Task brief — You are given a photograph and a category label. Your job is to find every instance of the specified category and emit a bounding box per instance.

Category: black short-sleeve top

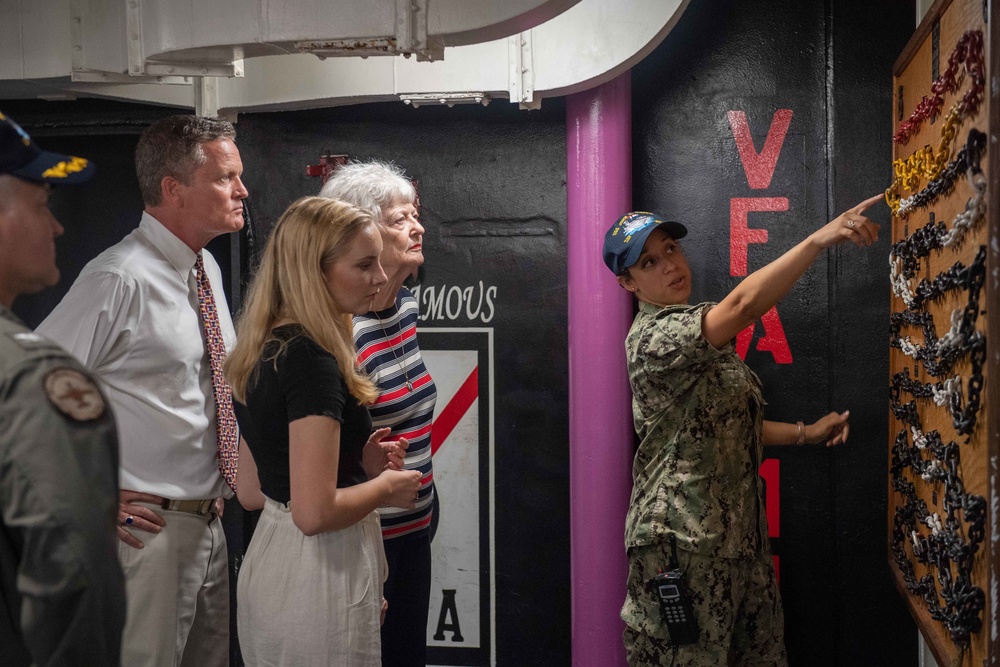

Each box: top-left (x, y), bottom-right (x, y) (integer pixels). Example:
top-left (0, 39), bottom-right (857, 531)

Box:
top-left (233, 325), bottom-right (371, 504)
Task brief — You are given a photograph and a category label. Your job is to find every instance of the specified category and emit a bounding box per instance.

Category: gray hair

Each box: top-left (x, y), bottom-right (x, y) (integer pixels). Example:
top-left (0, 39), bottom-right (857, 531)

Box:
top-left (318, 160), bottom-right (415, 225)
top-left (135, 115), bottom-right (236, 207)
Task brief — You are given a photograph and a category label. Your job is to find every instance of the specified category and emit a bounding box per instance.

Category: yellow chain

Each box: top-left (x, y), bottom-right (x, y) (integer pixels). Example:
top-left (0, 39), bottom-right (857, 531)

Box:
top-left (885, 103), bottom-right (964, 214)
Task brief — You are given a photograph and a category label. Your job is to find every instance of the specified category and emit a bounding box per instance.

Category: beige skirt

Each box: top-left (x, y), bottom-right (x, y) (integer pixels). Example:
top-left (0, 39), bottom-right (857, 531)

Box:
top-left (237, 497), bottom-right (387, 667)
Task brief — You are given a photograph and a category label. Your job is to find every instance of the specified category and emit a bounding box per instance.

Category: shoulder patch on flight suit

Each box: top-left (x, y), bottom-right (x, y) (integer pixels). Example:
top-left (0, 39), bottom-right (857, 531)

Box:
top-left (43, 368), bottom-right (105, 421)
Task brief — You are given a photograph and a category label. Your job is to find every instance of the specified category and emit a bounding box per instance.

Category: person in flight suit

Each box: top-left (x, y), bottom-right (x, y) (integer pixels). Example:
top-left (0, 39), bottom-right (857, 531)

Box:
top-left (0, 111), bottom-right (125, 666)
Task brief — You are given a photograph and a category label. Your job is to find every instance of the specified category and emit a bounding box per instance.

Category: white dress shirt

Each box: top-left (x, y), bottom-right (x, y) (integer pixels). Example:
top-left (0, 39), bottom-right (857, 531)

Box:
top-left (38, 212), bottom-right (235, 499)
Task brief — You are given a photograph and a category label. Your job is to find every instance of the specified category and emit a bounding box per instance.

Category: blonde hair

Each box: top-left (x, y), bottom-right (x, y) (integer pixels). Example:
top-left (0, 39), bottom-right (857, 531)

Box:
top-left (225, 196), bottom-right (379, 404)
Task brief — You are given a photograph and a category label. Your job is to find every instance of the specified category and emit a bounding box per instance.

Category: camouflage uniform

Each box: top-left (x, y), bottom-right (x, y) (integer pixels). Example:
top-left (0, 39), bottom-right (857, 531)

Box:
top-left (621, 302), bottom-right (786, 666)
top-left (0, 306), bottom-right (125, 666)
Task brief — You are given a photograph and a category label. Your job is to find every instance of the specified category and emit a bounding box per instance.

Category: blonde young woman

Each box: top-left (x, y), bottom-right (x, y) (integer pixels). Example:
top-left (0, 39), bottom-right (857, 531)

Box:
top-left (225, 197), bottom-right (422, 666)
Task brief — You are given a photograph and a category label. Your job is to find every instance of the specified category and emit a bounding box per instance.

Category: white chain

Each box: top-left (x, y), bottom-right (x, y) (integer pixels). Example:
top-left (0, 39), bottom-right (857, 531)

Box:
top-left (889, 254), bottom-right (916, 308)
top-left (940, 168), bottom-right (987, 248)
top-left (931, 376), bottom-right (963, 408)
top-left (895, 307), bottom-right (965, 364)
top-left (899, 336), bottom-right (920, 358)
top-left (889, 166), bottom-right (987, 306)
top-left (921, 459), bottom-right (944, 482)
top-left (936, 309), bottom-right (966, 355)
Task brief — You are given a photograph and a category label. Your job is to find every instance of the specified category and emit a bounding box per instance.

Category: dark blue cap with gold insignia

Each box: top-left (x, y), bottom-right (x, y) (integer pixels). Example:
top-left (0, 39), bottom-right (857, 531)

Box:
top-left (0, 110), bottom-right (95, 185)
top-left (603, 211), bottom-right (687, 275)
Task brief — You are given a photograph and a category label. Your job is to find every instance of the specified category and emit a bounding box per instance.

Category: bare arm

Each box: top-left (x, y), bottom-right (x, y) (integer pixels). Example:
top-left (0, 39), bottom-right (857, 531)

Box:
top-left (763, 411), bottom-right (850, 447)
top-left (762, 420), bottom-right (801, 446)
top-left (288, 415), bottom-right (421, 536)
top-left (703, 195), bottom-right (882, 349)
top-left (235, 437), bottom-right (265, 511)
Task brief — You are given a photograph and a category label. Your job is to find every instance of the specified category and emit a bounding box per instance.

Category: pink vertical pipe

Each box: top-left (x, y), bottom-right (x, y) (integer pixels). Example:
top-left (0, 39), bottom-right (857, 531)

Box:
top-left (567, 71), bottom-right (633, 667)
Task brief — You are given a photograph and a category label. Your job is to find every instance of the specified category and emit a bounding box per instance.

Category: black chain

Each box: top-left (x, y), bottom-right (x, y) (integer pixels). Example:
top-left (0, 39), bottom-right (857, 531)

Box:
top-left (888, 127), bottom-right (988, 649)
top-left (909, 246), bottom-right (986, 309)
top-left (888, 245), bottom-right (986, 379)
top-left (889, 425), bottom-right (986, 649)
top-left (898, 129), bottom-right (986, 217)
top-left (891, 220), bottom-right (948, 280)
top-left (889, 246), bottom-right (986, 437)
top-left (890, 365), bottom-right (982, 438)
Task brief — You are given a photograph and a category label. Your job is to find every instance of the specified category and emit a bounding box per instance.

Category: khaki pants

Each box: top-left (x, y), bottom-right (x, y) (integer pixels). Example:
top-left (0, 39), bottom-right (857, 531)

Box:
top-left (622, 543), bottom-right (786, 667)
top-left (118, 503), bottom-right (229, 667)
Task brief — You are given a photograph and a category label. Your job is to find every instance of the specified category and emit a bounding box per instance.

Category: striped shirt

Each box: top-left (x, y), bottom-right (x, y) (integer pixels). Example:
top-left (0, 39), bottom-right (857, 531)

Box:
top-left (353, 287), bottom-right (437, 539)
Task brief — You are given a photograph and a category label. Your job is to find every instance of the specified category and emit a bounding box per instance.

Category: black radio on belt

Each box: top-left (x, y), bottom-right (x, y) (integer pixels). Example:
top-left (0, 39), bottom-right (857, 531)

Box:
top-left (650, 534), bottom-right (700, 646)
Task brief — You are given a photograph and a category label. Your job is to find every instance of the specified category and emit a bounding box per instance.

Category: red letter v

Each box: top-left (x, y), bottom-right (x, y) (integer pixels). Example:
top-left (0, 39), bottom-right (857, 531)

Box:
top-left (727, 109), bottom-right (793, 189)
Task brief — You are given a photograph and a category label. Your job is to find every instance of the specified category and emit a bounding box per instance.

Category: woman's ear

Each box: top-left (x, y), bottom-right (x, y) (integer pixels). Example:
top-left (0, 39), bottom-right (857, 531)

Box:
top-left (617, 273), bottom-right (635, 292)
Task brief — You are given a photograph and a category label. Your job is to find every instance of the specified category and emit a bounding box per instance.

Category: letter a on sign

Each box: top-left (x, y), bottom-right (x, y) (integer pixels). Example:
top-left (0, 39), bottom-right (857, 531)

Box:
top-left (434, 589), bottom-right (465, 642)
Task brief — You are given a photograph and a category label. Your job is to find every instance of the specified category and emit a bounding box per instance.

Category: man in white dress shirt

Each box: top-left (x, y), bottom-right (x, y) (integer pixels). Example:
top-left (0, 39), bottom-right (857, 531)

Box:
top-left (37, 115), bottom-right (246, 667)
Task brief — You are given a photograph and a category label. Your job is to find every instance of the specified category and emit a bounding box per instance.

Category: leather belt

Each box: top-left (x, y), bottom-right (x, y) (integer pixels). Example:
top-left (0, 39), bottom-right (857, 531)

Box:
top-left (160, 498), bottom-right (215, 515)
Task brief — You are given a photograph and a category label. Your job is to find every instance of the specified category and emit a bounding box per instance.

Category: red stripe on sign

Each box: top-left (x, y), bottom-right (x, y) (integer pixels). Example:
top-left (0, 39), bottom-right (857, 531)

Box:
top-left (431, 367), bottom-right (479, 455)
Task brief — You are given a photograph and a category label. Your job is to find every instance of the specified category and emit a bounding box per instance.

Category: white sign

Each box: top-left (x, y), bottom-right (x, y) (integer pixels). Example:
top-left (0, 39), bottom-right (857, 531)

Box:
top-left (421, 329), bottom-right (495, 667)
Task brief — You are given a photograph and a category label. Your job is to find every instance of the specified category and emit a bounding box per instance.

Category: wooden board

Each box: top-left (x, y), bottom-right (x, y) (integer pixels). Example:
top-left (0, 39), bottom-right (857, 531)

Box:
top-left (888, 0), bottom-right (996, 664)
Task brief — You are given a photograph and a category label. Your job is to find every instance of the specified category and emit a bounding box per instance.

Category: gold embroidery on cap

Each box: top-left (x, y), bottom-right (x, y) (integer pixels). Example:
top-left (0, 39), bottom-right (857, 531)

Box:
top-left (41, 156), bottom-right (89, 179)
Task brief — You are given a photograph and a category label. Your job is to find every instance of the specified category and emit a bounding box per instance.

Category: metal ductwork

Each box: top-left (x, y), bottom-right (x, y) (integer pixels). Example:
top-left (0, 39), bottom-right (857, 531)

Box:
top-left (0, 0), bottom-right (689, 114)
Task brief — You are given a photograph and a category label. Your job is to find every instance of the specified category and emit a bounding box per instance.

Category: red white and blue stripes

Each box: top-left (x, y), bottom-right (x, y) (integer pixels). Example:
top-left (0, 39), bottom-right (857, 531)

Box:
top-left (354, 288), bottom-right (437, 539)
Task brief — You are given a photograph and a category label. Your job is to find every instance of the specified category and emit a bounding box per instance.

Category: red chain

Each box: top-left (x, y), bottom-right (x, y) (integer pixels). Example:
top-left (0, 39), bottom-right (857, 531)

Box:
top-left (894, 30), bottom-right (984, 146)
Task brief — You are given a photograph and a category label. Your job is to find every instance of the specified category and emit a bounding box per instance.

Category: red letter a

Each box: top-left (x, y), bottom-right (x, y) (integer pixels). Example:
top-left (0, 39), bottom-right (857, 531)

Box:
top-left (735, 307), bottom-right (793, 364)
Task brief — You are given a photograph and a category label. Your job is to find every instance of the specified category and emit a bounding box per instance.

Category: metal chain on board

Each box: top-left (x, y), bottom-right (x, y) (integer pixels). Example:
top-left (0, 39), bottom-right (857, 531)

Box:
top-left (889, 152), bottom-right (986, 300)
top-left (889, 246), bottom-right (986, 437)
top-left (887, 128), bottom-right (986, 217)
top-left (886, 112), bottom-right (988, 651)
top-left (890, 423), bottom-right (986, 649)
top-left (889, 245), bottom-right (985, 383)
top-left (894, 30), bottom-right (984, 146)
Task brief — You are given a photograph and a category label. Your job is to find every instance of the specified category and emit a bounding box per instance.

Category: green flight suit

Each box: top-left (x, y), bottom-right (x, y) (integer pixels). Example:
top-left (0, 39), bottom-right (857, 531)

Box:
top-left (0, 306), bottom-right (125, 666)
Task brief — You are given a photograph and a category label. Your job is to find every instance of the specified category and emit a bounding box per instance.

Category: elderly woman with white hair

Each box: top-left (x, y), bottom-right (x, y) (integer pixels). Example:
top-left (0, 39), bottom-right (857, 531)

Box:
top-left (320, 161), bottom-right (437, 667)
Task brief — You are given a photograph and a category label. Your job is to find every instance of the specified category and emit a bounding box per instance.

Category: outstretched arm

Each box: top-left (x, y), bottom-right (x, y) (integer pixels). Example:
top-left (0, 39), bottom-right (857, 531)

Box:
top-left (703, 195), bottom-right (882, 349)
top-left (763, 411), bottom-right (851, 447)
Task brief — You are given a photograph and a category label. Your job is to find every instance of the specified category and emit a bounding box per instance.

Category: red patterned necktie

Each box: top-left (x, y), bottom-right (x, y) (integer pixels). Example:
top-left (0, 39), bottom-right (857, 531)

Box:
top-left (195, 253), bottom-right (238, 492)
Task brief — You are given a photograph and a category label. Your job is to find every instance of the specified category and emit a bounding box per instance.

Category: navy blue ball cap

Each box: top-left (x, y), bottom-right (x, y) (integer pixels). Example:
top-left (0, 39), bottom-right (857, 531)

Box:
top-left (0, 110), bottom-right (95, 185)
top-left (603, 211), bottom-right (687, 275)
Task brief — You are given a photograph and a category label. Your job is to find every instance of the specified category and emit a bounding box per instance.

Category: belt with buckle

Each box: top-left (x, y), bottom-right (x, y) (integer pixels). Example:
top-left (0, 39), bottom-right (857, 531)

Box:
top-left (160, 498), bottom-right (215, 515)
